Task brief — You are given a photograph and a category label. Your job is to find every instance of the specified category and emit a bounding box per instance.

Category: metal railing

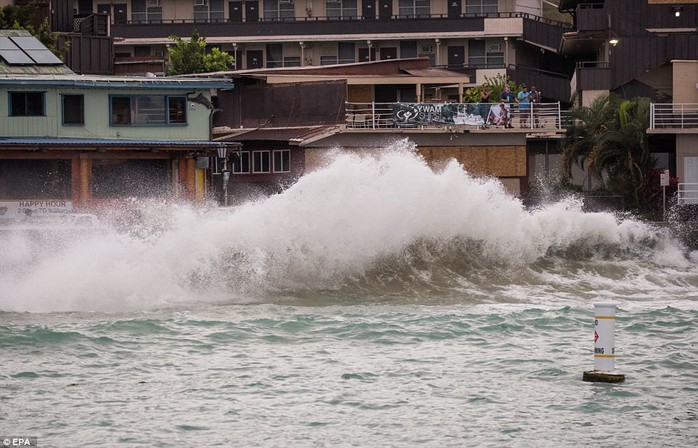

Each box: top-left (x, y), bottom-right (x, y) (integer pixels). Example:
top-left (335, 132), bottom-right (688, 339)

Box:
top-left (345, 102), bottom-right (564, 131)
top-left (650, 103), bottom-right (698, 129)
top-left (678, 183), bottom-right (698, 205)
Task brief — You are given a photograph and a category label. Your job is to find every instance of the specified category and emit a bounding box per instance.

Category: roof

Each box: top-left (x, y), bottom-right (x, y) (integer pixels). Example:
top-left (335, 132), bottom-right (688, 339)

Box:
top-left (0, 74), bottom-right (234, 90)
top-left (197, 57), bottom-right (470, 84)
top-left (0, 137), bottom-right (240, 150)
top-left (0, 29), bottom-right (74, 76)
top-left (215, 126), bottom-right (340, 146)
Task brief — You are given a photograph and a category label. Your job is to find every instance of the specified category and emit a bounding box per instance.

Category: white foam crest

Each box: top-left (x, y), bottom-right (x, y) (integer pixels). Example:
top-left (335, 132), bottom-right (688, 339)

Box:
top-left (0, 142), bottom-right (694, 312)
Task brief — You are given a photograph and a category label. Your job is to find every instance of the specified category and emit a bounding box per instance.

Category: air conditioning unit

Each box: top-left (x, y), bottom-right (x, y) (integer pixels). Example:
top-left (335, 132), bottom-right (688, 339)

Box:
top-left (194, 0), bottom-right (208, 5)
top-left (147, 0), bottom-right (162, 6)
top-left (488, 43), bottom-right (503, 53)
top-left (279, 0), bottom-right (294, 3)
top-left (419, 45), bottom-right (433, 53)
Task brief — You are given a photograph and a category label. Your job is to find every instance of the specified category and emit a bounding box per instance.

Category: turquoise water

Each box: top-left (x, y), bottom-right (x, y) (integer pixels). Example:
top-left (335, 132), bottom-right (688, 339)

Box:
top-left (2, 305), bottom-right (696, 447)
top-left (1, 148), bottom-right (697, 446)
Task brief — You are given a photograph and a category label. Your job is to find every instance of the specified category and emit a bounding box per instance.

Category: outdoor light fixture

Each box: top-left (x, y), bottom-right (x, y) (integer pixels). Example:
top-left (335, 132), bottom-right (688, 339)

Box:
top-left (609, 38), bottom-right (619, 46)
top-left (673, 6), bottom-right (682, 17)
top-left (217, 144), bottom-right (230, 206)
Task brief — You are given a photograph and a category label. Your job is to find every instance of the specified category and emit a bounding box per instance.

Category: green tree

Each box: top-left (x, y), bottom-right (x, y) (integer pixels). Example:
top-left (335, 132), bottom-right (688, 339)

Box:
top-left (167, 31), bottom-right (233, 75)
top-left (560, 94), bottom-right (617, 190)
top-left (597, 97), bottom-right (654, 209)
top-left (560, 94), bottom-right (658, 213)
top-left (36, 18), bottom-right (69, 60)
top-left (0, 6), bottom-right (67, 60)
top-left (464, 73), bottom-right (521, 103)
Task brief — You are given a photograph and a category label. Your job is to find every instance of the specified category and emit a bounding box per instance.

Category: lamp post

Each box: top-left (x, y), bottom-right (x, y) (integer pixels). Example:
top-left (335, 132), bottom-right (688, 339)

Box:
top-left (217, 144), bottom-right (230, 206)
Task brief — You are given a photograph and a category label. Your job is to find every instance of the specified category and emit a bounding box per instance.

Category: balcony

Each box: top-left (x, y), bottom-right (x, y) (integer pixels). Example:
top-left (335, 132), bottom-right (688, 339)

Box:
top-left (576, 3), bottom-right (606, 32)
top-left (110, 11), bottom-right (570, 41)
top-left (650, 103), bottom-right (698, 131)
top-left (345, 101), bottom-right (564, 131)
top-left (574, 61), bottom-right (611, 91)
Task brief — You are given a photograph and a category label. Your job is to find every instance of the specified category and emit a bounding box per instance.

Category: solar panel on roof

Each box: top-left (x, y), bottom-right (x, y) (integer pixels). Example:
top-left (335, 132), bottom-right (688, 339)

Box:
top-left (10, 36), bottom-right (63, 65)
top-left (10, 36), bottom-right (46, 50)
top-left (0, 37), bottom-right (34, 64)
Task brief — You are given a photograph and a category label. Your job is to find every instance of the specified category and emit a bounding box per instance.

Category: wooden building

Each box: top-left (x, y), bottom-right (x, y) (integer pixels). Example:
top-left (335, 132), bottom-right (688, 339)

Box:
top-left (0, 29), bottom-right (233, 218)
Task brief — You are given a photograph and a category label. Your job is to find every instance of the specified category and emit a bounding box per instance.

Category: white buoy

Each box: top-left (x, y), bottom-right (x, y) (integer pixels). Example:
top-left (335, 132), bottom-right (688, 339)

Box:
top-left (583, 302), bottom-right (625, 383)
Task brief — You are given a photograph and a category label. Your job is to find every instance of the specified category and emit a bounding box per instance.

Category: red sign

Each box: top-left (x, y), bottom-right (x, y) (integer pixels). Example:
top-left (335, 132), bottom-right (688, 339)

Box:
top-left (594, 330), bottom-right (599, 343)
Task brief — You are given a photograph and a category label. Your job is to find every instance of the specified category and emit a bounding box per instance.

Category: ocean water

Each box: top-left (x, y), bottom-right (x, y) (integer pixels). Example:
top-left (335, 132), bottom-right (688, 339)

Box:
top-left (1, 144), bottom-right (697, 447)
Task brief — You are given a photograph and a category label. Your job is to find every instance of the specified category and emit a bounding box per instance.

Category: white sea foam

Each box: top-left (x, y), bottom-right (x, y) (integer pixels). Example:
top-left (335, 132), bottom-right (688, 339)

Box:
top-left (1, 141), bottom-right (696, 312)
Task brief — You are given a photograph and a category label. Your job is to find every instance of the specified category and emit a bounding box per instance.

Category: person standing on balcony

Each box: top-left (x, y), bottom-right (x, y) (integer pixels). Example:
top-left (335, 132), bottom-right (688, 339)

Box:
top-left (500, 85), bottom-right (515, 128)
top-left (517, 85), bottom-right (531, 128)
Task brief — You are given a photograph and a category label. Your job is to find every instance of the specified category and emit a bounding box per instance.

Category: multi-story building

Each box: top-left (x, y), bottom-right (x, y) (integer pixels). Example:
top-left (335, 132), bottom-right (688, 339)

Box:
top-left (102, 0), bottom-right (575, 103)
top-left (559, 0), bottom-right (698, 201)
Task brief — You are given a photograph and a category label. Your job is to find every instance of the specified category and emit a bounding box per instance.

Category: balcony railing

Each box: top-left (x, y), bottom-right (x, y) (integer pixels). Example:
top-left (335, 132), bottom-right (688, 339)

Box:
top-left (678, 183), bottom-right (698, 205)
top-left (111, 11), bottom-right (571, 39)
top-left (651, 103), bottom-right (698, 129)
top-left (345, 102), bottom-right (564, 131)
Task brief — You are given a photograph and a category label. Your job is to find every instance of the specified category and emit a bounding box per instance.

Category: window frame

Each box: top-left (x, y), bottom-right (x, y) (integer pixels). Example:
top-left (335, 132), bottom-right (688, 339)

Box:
top-left (9, 91), bottom-right (45, 117)
top-left (62, 94), bottom-right (85, 126)
top-left (233, 151), bottom-right (250, 174)
top-left (252, 150), bottom-right (271, 173)
top-left (109, 94), bottom-right (188, 127)
top-left (273, 149), bottom-right (290, 173)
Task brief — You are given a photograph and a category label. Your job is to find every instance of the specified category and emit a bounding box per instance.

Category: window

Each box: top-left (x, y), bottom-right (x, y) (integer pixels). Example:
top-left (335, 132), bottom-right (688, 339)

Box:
top-left (253, 151), bottom-right (270, 173)
top-left (110, 95), bottom-right (188, 126)
top-left (62, 94), bottom-right (84, 125)
top-left (9, 92), bottom-right (45, 116)
top-left (194, 0), bottom-right (225, 22)
top-left (168, 97), bottom-right (187, 124)
top-left (263, 0), bottom-right (294, 20)
top-left (465, 0), bottom-right (497, 14)
top-left (266, 44), bottom-right (283, 68)
top-left (131, 0), bottom-right (163, 23)
top-left (273, 150), bottom-right (290, 173)
top-left (468, 40), bottom-right (486, 67)
top-left (398, 0), bottom-right (430, 18)
top-left (326, 0), bottom-right (358, 19)
top-left (338, 42), bottom-right (356, 64)
top-left (233, 151), bottom-right (250, 173)
top-left (401, 41), bottom-right (418, 59)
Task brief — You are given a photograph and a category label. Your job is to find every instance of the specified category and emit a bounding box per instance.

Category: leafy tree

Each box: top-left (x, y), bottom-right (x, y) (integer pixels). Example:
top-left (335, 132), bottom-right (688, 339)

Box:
top-left (560, 94), bottom-right (661, 214)
top-left (560, 94), bottom-right (617, 190)
top-left (0, 5), bottom-right (67, 60)
top-left (464, 73), bottom-right (521, 103)
top-left (0, 4), bottom-right (37, 30)
top-left (167, 31), bottom-right (233, 75)
top-left (36, 18), bottom-right (69, 60)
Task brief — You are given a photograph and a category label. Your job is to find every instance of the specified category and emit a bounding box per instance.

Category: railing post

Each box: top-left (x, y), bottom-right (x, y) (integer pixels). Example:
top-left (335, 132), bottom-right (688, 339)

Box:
top-left (681, 103), bottom-right (685, 129)
top-left (557, 101), bottom-right (562, 129)
top-left (372, 102), bottom-right (376, 129)
top-left (650, 103), bottom-right (655, 129)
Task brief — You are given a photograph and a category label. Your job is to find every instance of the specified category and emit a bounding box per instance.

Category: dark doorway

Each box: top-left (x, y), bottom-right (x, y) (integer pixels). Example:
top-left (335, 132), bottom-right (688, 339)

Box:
top-left (448, 0), bottom-right (462, 18)
top-left (447, 45), bottom-right (465, 68)
top-left (247, 50), bottom-right (264, 69)
top-left (362, 0), bottom-right (375, 19)
top-left (229, 1), bottom-right (243, 22)
top-left (380, 47), bottom-right (397, 60)
top-left (114, 4), bottom-right (128, 24)
top-left (378, 0), bottom-right (392, 19)
top-left (245, 1), bottom-right (259, 22)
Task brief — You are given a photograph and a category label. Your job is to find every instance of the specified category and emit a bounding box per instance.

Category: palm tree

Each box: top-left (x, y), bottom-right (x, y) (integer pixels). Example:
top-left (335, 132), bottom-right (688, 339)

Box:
top-left (561, 95), bottom-right (656, 210)
top-left (560, 94), bottom-right (618, 190)
top-left (596, 97), bottom-right (654, 208)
